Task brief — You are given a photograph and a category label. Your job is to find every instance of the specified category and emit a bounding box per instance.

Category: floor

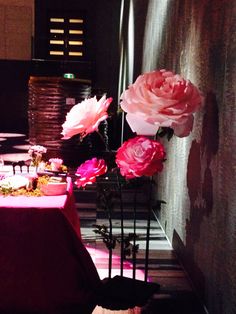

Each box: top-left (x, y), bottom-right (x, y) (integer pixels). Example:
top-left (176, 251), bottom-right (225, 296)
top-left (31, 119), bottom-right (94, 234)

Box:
top-left (76, 184), bottom-right (207, 314)
top-left (0, 132), bottom-right (207, 314)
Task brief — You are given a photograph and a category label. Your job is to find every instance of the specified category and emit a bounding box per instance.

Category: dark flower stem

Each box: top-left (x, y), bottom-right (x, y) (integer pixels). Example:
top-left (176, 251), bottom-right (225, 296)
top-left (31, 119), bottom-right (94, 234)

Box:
top-left (96, 130), bottom-right (109, 152)
top-left (108, 206), bottom-right (113, 278)
top-left (116, 172), bottom-right (124, 277)
top-left (132, 180), bottom-right (137, 279)
top-left (145, 176), bottom-right (153, 282)
top-left (102, 119), bottom-right (109, 150)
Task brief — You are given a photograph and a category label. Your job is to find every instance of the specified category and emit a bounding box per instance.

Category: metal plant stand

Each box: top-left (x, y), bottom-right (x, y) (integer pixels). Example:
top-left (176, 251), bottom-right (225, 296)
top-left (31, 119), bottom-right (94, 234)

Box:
top-left (95, 173), bottom-right (160, 310)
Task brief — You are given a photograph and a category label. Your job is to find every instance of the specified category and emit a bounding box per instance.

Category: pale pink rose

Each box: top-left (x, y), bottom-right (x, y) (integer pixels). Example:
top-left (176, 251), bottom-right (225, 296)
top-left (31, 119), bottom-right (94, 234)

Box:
top-left (75, 158), bottom-right (107, 188)
top-left (28, 145), bottom-right (47, 155)
top-left (61, 95), bottom-right (113, 139)
top-left (116, 136), bottom-right (165, 179)
top-left (120, 69), bottom-right (203, 137)
top-left (49, 158), bottom-right (63, 171)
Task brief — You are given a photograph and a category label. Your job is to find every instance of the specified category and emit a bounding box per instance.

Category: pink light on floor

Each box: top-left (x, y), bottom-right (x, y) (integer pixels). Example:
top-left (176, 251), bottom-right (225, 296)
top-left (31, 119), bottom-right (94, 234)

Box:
top-left (12, 144), bottom-right (30, 150)
top-left (0, 153), bottom-right (30, 162)
top-left (86, 245), bottom-right (145, 281)
top-left (0, 133), bottom-right (26, 138)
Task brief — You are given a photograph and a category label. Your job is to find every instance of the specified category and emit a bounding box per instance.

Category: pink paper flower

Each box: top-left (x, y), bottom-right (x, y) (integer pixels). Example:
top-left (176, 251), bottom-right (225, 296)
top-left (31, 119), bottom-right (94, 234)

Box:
top-left (61, 95), bottom-right (113, 139)
top-left (116, 136), bottom-right (165, 179)
top-left (120, 69), bottom-right (203, 137)
top-left (75, 158), bottom-right (107, 188)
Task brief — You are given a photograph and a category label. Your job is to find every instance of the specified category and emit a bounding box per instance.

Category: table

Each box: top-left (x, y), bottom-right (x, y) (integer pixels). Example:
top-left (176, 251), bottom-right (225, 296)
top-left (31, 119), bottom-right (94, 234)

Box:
top-left (0, 176), bottom-right (102, 314)
top-left (0, 176), bottom-right (81, 239)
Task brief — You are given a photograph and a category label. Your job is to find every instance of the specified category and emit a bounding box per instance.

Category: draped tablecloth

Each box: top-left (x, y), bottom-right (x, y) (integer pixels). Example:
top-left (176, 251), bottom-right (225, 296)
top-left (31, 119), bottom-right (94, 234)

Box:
top-left (0, 177), bottom-right (81, 239)
top-left (0, 177), bottom-right (101, 314)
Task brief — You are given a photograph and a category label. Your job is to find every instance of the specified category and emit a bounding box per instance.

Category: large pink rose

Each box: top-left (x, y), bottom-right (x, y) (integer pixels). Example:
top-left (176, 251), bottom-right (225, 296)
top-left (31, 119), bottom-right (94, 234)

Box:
top-left (61, 95), bottom-right (113, 139)
top-left (116, 136), bottom-right (165, 179)
top-left (120, 69), bottom-right (203, 137)
top-left (75, 158), bottom-right (107, 188)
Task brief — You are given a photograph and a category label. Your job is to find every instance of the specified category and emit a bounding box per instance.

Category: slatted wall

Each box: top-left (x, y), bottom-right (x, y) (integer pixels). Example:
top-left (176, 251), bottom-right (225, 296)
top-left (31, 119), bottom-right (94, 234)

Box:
top-left (28, 76), bottom-right (92, 165)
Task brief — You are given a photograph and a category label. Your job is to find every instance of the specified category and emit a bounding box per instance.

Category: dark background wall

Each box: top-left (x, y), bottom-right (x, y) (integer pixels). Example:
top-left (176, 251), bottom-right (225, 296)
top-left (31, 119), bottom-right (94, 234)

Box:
top-left (34, 0), bottom-right (121, 96)
top-left (0, 60), bottom-right (31, 132)
top-left (0, 0), bottom-right (121, 142)
top-left (136, 1), bottom-right (236, 313)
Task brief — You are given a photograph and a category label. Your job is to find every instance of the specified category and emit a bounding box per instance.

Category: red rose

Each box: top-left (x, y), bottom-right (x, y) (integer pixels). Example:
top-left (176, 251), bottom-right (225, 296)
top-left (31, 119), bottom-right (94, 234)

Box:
top-left (116, 136), bottom-right (165, 179)
top-left (75, 158), bottom-right (107, 188)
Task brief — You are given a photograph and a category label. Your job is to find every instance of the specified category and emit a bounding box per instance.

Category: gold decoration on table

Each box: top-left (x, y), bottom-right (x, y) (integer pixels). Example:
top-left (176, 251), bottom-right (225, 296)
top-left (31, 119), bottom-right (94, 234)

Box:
top-left (0, 149), bottom-right (68, 197)
top-left (0, 175), bottom-right (41, 196)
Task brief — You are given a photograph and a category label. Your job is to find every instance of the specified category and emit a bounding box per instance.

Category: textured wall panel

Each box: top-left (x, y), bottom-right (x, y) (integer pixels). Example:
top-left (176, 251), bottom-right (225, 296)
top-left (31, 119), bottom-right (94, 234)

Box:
top-left (0, 1), bottom-right (33, 60)
top-left (139, 0), bottom-right (236, 313)
top-left (0, 5), bottom-right (5, 59)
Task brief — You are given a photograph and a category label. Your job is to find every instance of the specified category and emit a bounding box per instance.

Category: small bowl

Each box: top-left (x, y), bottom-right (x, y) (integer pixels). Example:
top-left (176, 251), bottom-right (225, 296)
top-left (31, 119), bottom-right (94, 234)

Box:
top-left (40, 182), bottom-right (67, 196)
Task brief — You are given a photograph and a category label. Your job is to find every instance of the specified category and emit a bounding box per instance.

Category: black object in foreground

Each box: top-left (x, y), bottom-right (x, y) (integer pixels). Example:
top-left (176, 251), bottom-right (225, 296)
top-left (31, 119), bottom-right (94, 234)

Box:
top-left (97, 275), bottom-right (160, 310)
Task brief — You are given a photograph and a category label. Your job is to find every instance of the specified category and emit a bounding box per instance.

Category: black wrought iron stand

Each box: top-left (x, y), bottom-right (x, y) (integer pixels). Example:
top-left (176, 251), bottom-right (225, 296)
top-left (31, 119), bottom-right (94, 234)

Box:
top-left (95, 172), bottom-right (160, 310)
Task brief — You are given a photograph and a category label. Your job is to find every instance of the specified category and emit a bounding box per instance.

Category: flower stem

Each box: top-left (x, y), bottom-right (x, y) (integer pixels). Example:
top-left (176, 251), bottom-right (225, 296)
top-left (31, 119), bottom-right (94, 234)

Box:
top-left (96, 130), bottom-right (109, 152)
top-left (116, 172), bottom-right (124, 277)
top-left (145, 177), bottom-right (153, 282)
top-left (132, 180), bottom-right (138, 279)
top-left (108, 206), bottom-right (113, 278)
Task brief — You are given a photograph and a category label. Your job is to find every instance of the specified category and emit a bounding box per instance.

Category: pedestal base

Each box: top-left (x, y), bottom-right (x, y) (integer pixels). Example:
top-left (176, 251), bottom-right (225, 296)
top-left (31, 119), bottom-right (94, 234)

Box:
top-left (96, 275), bottom-right (160, 311)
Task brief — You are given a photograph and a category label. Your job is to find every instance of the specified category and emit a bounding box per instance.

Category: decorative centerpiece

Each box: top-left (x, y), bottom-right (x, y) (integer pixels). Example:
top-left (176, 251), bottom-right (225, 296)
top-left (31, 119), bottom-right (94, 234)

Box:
top-left (0, 149), bottom-right (68, 196)
top-left (37, 175), bottom-right (67, 196)
top-left (0, 174), bottom-right (40, 196)
top-left (28, 145), bottom-right (47, 168)
top-left (35, 157), bottom-right (68, 196)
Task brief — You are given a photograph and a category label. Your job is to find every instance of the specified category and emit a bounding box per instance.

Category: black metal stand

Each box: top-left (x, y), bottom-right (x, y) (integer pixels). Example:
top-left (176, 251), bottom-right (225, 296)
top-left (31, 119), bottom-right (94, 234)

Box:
top-left (117, 172), bottom-right (124, 277)
top-left (96, 172), bottom-right (160, 311)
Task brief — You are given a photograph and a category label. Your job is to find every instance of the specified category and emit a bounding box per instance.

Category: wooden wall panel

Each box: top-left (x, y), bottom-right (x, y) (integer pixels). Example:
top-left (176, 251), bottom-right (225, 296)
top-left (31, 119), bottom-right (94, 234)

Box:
top-left (0, 1), bottom-right (33, 60)
top-left (5, 6), bottom-right (32, 60)
top-left (0, 6), bottom-right (6, 59)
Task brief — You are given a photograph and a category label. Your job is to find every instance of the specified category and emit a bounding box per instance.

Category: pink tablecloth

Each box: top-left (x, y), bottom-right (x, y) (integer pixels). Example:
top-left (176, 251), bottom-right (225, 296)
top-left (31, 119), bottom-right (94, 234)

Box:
top-left (0, 177), bottom-right (101, 313)
top-left (0, 177), bottom-right (81, 238)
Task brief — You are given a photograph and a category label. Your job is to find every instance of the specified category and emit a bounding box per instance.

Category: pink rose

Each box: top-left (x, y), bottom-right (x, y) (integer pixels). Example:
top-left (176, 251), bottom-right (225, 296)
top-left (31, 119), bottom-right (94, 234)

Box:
top-left (116, 136), bottom-right (165, 179)
top-left (61, 95), bottom-right (113, 139)
top-left (49, 158), bottom-right (63, 171)
top-left (120, 69), bottom-right (203, 137)
top-left (75, 158), bottom-right (107, 188)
